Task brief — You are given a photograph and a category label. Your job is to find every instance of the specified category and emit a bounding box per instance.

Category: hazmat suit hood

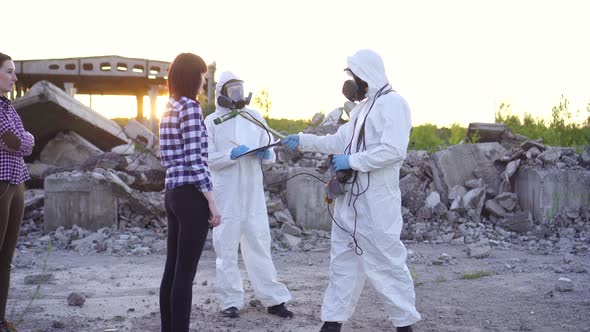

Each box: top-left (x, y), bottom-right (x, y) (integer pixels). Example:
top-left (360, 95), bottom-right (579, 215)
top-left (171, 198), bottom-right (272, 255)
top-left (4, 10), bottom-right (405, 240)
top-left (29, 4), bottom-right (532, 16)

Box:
top-left (215, 70), bottom-right (243, 114)
top-left (346, 49), bottom-right (390, 97)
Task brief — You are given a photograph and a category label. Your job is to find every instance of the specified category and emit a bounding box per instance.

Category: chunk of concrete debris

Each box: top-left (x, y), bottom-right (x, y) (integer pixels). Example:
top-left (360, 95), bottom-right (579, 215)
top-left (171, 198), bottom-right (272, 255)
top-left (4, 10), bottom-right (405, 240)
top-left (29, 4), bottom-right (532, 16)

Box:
top-left (554, 277), bottom-right (574, 292)
top-left (498, 211), bottom-right (533, 234)
top-left (266, 197), bottom-right (284, 214)
top-left (400, 173), bottom-right (422, 196)
top-left (24, 273), bottom-right (55, 285)
top-left (67, 292), bottom-right (86, 307)
top-left (425, 191), bottom-right (441, 209)
top-left (280, 223), bottom-right (302, 237)
top-left (466, 123), bottom-right (506, 143)
top-left (462, 187), bottom-right (486, 216)
top-left (520, 140), bottom-right (545, 152)
top-left (464, 178), bottom-right (484, 189)
top-left (537, 147), bottom-right (561, 165)
top-left (282, 233), bottom-right (302, 249)
top-left (503, 160), bottom-right (521, 181)
top-left (581, 147), bottom-right (590, 166)
top-left (40, 131), bottom-right (104, 168)
top-left (123, 119), bottom-right (157, 150)
top-left (431, 143), bottom-right (506, 202)
top-left (52, 320), bottom-right (66, 329)
top-left (525, 147), bottom-right (542, 159)
top-left (485, 200), bottom-right (508, 218)
top-left (466, 240), bottom-right (493, 259)
top-left (448, 185), bottom-right (467, 201)
top-left (274, 209), bottom-right (294, 224)
top-left (81, 152), bottom-right (128, 171)
top-left (494, 192), bottom-right (519, 211)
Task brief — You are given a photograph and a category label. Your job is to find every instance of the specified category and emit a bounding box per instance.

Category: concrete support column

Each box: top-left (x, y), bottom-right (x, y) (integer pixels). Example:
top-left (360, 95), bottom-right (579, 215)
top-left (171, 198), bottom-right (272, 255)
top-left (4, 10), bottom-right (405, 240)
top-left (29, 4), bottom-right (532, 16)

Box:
top-left (136, 94), bottom-right (144, 121)
top-left (149, 85), bottom-right (159, 134)
top-left (64, 82), bottom-right (77, 96)
top-left (207, 62), bottom-right (216, 105)
top-left (15, 82), bottom-right (23, 98)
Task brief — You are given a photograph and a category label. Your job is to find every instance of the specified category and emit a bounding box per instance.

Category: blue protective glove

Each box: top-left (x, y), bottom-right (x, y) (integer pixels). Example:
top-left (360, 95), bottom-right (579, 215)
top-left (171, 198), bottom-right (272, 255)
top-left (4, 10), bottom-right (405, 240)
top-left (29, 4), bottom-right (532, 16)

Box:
top-left (255, 149), bottom-right (272, 160)
top-left (282, 134), bottom-right (300, 150)
top-left (332, 154), bottom-right (351, 172)
top-left (230, 145), bottom-right (250, 159)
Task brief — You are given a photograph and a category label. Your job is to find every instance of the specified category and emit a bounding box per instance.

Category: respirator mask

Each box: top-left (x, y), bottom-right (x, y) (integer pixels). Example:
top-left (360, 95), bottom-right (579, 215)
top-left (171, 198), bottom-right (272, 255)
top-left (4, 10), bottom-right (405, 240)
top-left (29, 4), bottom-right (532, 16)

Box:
top-left (342, 69), bottom-right (368, 102)
top-left (217, 79), bottom-right (253, 110)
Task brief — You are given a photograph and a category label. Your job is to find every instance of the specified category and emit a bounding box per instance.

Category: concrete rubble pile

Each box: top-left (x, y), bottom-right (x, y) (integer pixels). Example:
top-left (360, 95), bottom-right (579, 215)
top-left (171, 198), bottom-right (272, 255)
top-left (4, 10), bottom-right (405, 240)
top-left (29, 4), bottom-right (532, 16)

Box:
top-left (13, 86), bottom-right (590, 258)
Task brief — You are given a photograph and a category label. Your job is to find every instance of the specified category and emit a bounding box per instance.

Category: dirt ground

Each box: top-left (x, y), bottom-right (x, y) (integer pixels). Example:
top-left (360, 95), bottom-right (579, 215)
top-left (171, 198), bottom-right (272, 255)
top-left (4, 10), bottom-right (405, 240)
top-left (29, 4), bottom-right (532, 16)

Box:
top-left (6, 243), bottom-right (590, 332)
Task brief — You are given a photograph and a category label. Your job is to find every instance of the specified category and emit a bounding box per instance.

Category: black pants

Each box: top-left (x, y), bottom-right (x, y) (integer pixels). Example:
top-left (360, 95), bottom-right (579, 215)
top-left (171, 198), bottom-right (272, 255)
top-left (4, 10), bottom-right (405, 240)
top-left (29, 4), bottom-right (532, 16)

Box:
top-left (160, 185), bottom-right (210, 332)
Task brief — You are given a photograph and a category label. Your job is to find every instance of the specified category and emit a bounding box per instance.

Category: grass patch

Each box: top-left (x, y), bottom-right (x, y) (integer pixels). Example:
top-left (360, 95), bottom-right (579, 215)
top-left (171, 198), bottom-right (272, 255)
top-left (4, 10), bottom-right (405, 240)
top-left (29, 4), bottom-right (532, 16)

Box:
top-left (459, 271), bottom-right (494, 280)
top-left (410, 265), bottom-right (422, 287)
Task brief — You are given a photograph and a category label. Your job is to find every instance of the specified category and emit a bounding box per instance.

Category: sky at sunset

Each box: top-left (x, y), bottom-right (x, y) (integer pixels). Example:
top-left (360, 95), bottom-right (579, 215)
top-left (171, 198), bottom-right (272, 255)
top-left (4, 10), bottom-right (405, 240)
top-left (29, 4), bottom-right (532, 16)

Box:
top-left (5, 0), bottom-right (590, 126)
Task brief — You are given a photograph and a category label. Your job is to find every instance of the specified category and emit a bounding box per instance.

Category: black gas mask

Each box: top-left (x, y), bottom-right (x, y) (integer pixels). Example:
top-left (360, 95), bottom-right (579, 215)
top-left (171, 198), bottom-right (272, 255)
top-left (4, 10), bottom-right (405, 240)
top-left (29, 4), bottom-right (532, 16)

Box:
top-left (342, 69), bottom-right (368, 102)
top-left (217, 79), bottom-right (253, 110)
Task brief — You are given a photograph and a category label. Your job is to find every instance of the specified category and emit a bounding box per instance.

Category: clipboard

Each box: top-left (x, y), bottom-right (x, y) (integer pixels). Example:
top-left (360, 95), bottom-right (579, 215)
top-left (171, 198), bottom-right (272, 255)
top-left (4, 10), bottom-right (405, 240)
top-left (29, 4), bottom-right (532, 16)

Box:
top-left (233, 141), bottom-right (282, 159)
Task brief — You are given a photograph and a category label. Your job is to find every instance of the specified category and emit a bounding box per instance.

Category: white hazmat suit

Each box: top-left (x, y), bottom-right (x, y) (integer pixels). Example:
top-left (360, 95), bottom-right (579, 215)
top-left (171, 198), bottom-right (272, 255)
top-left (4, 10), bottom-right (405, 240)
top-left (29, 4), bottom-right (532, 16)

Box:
top-left (204, 71), bottom-right (291, 310)
top-left (297, 50), bottom-right (421, 327)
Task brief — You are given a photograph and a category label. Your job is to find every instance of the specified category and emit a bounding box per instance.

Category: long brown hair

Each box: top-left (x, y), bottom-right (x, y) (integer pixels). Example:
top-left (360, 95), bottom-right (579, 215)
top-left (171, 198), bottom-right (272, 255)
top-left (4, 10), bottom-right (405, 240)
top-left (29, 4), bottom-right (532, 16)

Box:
top-left (168, 53), bottom-right (207, 100)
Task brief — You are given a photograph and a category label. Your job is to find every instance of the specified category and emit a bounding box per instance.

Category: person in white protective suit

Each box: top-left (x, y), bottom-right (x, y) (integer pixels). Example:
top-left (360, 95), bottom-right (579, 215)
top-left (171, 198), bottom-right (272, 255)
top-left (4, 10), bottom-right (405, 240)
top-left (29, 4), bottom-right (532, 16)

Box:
top-left (204, 71), bottom-right (293, 319)
top-left (283, 50), bottom-right (421, 332)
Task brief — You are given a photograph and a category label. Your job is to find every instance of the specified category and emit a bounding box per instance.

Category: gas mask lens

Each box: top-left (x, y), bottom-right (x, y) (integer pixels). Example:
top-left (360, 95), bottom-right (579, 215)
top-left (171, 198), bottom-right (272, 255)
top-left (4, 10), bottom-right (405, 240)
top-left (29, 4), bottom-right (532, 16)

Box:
top-left (224, 81), bottom-right (245, 101)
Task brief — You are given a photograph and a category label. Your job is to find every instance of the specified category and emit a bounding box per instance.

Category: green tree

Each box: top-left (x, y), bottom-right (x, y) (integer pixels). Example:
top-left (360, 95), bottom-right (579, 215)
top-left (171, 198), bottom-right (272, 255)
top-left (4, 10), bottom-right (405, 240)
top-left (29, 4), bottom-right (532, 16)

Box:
top-left (253, 89), bottom-right (272, 118)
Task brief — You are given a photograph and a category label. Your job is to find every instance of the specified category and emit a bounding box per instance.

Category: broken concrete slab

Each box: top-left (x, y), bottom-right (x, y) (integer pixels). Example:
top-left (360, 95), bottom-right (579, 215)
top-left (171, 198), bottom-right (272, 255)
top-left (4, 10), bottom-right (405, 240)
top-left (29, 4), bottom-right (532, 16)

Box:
top-left (521, 140), bottom-right (546, 152)
top-left (81, 152), bottom-right (128, 171)
top-left (123, 119), bottom-right (157, 150)
top-left (44, 172), bottom-right (119, 233)
top-left (44, 170), bottom-right (161, 232)
top-left (286, 167), bottom-right (332, 231)
top-left (431, 143), bottom-right (506, 203)
top-left (514, 167), bottom-right (590, 223)
top-left (466, 123), bottom-right (506, 143)
top-left (13, 80), bottom-right (129, 159)
top-left (40, 131), bottom-right (103, 168)
top-left (461, 187), bottom-right (486, 217)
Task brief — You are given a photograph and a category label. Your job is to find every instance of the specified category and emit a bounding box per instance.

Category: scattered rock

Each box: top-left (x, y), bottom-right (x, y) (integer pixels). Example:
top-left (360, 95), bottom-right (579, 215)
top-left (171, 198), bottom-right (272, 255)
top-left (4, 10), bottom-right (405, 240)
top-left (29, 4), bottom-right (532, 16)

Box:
top-left (67, 292), bottom-right (86, 307)
top-left (555, 277), bottom-right (574, 292)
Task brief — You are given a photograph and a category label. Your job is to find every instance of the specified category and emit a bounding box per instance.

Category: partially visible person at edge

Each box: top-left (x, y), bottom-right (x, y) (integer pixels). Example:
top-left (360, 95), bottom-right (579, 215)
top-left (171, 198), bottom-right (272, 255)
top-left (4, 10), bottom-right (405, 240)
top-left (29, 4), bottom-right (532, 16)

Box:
top-left (0, 52), bottom-right (35, 332)
top-left (158, 52), bottom-right (222, 332)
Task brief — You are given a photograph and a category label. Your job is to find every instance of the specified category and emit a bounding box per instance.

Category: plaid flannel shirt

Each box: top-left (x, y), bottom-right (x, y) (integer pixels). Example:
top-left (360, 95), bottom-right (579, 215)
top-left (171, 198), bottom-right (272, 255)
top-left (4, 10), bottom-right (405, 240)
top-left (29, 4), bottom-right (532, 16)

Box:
top-left (0, 96), bottom-right (33, 184)
top-left (160, 96), bottom-right (212, 192)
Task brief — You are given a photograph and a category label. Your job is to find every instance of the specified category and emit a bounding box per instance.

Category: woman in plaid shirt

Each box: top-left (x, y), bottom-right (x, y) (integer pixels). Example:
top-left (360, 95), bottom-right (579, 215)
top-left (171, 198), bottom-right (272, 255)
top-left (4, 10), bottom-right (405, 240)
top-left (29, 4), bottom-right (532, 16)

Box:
top-left (0, 53), bottom-right (34, 332)
top-left (158, 53), bottom-right (222, 332)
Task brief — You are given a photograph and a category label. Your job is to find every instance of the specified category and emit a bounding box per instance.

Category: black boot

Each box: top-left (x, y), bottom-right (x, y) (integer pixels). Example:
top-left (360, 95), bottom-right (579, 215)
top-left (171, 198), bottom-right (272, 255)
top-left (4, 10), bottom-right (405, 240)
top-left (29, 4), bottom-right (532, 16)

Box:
top-left (319, 321), bottom-right (342, 332)
top-left (267, 302), bottom-right (294, 318)
top-left (396, 326), bottom-right (413, 332)
top-left (222, 306), bottom-right (240, 318)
